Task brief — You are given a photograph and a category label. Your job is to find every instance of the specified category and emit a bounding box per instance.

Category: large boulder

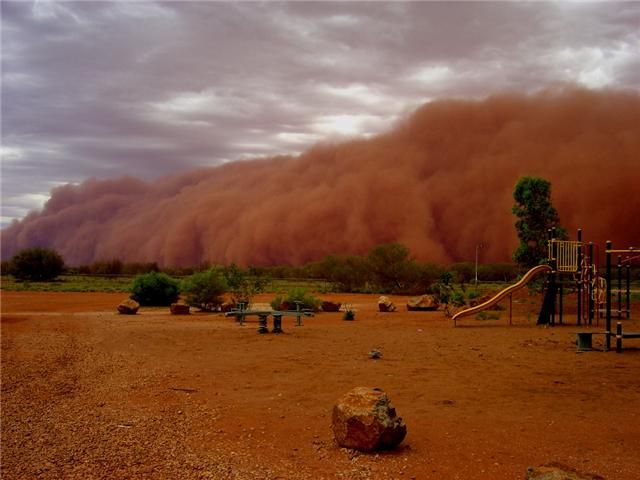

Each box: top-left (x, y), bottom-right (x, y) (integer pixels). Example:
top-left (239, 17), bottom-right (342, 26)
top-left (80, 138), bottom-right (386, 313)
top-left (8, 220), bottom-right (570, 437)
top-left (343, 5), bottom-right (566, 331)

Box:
top-left (332, 387), bottom-right (406, 452)
top-left (378, 296), bottom-right (396, 312)
top-left (525, 463), bottom-right (603, 480)
top-left (117, 298), bottom-right (140, 315)
top-left (406, 294), bottom-right (439, 311)
top-left (170, 303), bottom-right (190, 315)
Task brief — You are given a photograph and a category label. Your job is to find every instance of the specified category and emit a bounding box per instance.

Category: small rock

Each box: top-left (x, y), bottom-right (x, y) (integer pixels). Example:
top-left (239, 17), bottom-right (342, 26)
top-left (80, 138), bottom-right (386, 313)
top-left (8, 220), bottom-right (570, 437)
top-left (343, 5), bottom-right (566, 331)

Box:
top-left (525, 463), bottom-right (604, 480)
top-left (378, 296), bottom-right (396, 312)
top-left (369, 349), bottom-right (382, 359)
top-left (117, 298), bottom-right (139, 315)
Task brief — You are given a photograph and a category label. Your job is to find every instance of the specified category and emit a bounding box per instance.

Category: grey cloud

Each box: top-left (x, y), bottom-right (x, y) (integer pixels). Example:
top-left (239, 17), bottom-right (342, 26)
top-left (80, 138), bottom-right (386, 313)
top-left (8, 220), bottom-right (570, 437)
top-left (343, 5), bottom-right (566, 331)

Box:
top-left (2, 1), bottom-right (639, 226)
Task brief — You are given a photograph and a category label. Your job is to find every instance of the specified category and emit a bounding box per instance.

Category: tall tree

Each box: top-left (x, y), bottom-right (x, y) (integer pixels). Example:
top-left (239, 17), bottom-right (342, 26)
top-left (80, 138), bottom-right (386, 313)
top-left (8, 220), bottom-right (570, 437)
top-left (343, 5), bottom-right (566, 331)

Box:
top-left (512, 176), bottom-right (566, 269)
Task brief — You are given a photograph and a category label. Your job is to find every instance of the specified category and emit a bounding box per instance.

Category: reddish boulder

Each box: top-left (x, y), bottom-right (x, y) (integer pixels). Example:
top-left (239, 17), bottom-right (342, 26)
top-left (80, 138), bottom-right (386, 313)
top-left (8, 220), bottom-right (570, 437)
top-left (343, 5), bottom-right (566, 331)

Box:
top-left (117, 298), bottom-right (139, 315)
top-left (407, 294), bottom-right (439, 311)
top-left (377, 296), bottom-right (396, 312)
top-left (332, 387), bottom-right (406, 451)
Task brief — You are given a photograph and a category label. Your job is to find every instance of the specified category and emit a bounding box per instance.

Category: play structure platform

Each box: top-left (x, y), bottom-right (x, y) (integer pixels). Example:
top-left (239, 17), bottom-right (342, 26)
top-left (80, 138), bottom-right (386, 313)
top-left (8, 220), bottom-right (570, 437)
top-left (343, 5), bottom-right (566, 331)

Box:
top-left (452, 265), bottom-right (552, 326)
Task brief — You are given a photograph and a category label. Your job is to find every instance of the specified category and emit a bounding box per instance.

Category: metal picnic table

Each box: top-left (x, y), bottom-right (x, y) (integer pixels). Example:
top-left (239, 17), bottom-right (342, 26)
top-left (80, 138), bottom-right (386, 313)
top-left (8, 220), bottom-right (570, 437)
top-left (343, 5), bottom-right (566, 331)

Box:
top-left (224, 301), bottom-right (314, 333)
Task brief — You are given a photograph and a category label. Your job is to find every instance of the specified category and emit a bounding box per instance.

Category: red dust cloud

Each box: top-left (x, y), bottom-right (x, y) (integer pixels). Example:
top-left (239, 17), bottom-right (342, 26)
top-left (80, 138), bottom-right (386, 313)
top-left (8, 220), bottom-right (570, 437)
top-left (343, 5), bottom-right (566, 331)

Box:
top-left (2, 88), bottom-right (639, 267)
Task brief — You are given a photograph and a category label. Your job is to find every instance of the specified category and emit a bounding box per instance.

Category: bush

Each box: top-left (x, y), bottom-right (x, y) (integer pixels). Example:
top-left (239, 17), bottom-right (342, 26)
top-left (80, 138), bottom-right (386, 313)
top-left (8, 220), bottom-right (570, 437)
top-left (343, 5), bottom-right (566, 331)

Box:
top-left (270, 288), bottom-right (321, 311)
top-left (131, 271), bottom-right (180, 306)
top-left (450, 262), bottom-right (475, 283)
top-left (223, 264), bottom-right (267, 304)
top-left (181, 269), bottom-right (227, 311)
top-left (367, 243), bottom-right (416, 292)
top-left (315, 255), bottom-right (369, 292)
top-left (343, 308), bottom-right (355, 321)
top-left (8, 248), bottom-right (65, 281)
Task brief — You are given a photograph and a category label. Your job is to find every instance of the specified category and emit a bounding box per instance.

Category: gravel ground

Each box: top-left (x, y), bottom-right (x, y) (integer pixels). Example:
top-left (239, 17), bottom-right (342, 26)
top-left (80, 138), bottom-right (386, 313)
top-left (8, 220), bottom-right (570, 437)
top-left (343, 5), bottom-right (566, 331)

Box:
top-left (2, 291), bottom-right (640, 479)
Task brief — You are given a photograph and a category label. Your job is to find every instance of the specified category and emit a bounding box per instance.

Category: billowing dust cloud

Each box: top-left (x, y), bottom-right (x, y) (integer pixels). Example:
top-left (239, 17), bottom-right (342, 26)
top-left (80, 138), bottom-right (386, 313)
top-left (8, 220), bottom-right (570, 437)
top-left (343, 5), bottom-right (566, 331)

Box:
top-left (2, 88), bottom-right (640, 267)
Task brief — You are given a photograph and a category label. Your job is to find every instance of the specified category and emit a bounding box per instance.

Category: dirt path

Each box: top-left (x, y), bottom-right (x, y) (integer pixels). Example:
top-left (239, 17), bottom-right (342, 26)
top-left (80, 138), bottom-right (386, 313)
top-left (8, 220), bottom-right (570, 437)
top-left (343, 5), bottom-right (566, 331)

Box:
top-left (2, 291), bottom-right (639, 479)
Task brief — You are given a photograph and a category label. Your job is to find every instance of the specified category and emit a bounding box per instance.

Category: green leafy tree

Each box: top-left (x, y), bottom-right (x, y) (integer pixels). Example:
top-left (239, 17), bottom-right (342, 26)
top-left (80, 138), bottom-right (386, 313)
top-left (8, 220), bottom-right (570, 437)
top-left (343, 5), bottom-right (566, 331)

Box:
top-left (316, 255), bottom-right (369, 293)
top-left (131, 271), bottom-right (180, 306)
top-left (270, 288), bottom-right (321, 312)
top-left (8, 248), bottom-right (65, 281)
top-left (223, 264), bottom-right (266, 304)
top-left (366, 242), bottom-right (417, 292)
top-left (512, 176), bottom-right (566, 269)
top-left (181, 269), bottom-right (227, 311)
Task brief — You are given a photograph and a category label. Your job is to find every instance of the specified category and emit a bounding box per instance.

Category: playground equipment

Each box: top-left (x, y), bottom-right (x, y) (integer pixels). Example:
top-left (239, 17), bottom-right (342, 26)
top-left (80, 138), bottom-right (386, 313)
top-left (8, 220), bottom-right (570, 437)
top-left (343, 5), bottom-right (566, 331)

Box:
top-left (453, 229), bottom-right (636, 337)
top-left (452, 265), bottom-right (551, 326)
top-left (604, 242), bottom-right (639, 351)
top-left (225, 301), bottom-right (314, 333)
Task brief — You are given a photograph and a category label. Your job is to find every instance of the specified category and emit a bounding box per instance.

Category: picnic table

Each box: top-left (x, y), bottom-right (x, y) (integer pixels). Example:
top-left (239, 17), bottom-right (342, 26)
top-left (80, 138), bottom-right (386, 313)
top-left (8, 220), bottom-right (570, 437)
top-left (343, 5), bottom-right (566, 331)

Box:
top-left (224, 302), bottom-right (314, 333)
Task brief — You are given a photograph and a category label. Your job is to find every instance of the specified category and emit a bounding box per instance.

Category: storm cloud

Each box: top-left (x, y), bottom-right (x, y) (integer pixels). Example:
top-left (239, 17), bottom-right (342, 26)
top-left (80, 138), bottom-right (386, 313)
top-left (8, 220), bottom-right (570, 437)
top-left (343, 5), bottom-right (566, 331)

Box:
top-left (2, 2), bottom-right (639, 225)
top-left (2, 88), bottom-right (639, 266)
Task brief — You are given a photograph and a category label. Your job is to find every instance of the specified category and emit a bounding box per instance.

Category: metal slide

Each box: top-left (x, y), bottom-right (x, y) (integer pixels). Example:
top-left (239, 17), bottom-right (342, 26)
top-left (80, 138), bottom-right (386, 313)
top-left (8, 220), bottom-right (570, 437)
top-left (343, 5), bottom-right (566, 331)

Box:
top-left (452, 264), bottom-right (552, 325)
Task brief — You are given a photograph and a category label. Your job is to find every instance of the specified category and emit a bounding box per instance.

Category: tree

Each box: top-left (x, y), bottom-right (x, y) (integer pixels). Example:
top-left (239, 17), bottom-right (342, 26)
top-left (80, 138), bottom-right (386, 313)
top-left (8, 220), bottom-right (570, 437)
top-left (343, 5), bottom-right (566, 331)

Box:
top-left (366, 242), bottom-right (417, 292)
top-left (316, 255), bottom-right (369, 292)
top-left (222, 264), bottom-right (266, 305)
top-left (181, 268), bottom-right (227, 311)
top-left (8, 248), bottom-right (65, 281)
top-left (131, 271), bottom-right (180, 306)
top-left (512, 176), bottom-right (566, 269)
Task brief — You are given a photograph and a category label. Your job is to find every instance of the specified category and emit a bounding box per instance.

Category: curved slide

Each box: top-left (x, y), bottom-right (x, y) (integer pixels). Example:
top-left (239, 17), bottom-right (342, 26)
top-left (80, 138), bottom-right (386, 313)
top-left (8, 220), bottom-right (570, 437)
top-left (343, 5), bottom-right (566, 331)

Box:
top-left (452, 265), bottom-right (552, 326)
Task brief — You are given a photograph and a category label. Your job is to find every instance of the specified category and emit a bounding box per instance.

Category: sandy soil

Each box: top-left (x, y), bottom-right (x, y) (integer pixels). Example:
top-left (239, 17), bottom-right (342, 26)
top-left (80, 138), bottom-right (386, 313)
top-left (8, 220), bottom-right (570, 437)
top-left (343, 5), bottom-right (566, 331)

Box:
top-left (2, 289), bottom-right (639, 479)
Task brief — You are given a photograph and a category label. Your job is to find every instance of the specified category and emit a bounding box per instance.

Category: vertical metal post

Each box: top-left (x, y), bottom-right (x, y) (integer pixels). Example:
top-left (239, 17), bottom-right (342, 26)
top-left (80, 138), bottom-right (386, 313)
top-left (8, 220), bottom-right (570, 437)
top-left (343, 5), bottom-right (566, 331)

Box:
top-left (257, 314), bottom-right (269, 334)
top-left (236, 301), bottom-right (247, 325)
top-left (617, 255), bottom-right (622, 319)
top-left (616, 322), bottom-right (622, 353)
top-left (294, 301), bottom-right (303, 326)
top-left (559, 283), bottom-right (563, 325)
top-left (626, 261), bottom-right (631, 319)
top-left (588, 242), bottom-right (594, 326)
top-left (551, 233), bottom-right (558, 327)
top-left (577, 229), bottom-right (582, 325)
top-left (606, 241), bottom-right (612, 350)
top-left (272, 314), bottom-right (283, 334)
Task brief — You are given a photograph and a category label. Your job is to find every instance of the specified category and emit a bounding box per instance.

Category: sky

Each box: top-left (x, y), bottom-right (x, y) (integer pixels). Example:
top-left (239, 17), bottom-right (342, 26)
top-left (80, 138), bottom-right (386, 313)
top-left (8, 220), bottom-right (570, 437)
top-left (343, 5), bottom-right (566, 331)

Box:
top-left (1, 1), bottom-right (639, 228)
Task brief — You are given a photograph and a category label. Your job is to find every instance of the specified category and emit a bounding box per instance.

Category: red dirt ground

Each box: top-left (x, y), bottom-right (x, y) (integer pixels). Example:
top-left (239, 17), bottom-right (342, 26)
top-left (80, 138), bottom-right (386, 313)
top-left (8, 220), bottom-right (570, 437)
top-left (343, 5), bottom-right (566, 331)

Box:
top-left (2, 290), bottom-right (639, 479)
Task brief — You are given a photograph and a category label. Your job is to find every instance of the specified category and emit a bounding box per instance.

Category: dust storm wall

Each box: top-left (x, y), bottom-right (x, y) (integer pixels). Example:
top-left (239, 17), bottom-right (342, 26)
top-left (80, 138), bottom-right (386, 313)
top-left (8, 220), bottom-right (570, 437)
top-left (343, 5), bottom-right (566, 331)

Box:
top-left (2, 88), bottom-right (639, 266)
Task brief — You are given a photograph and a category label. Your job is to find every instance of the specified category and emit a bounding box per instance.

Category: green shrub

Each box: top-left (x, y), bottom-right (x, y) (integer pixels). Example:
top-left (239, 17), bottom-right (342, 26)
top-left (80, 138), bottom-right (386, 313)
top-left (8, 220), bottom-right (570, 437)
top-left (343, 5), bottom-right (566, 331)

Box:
top-left (451, 291), bottom-right (466, 307)
top-left (8, 248), bottom-right (65, 281)
top-left (476, 311), bottom-right (500, 321)
top-left (367, 242), bottom-right (417, 293)
top-left (343, 305), bottom-right (355, 321)
top-left (270, 288), bottom-right (321, 311)
top-left (467, 290), bottom-right (480, 300)
top-left (131, 271), bottom-right (180, 306)
top-left (315, 255), bottom-right (369, 293)
top-left (223, 264), bottom-right (267, 304)
top-left (181, 269), bottom-right (228, 311)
